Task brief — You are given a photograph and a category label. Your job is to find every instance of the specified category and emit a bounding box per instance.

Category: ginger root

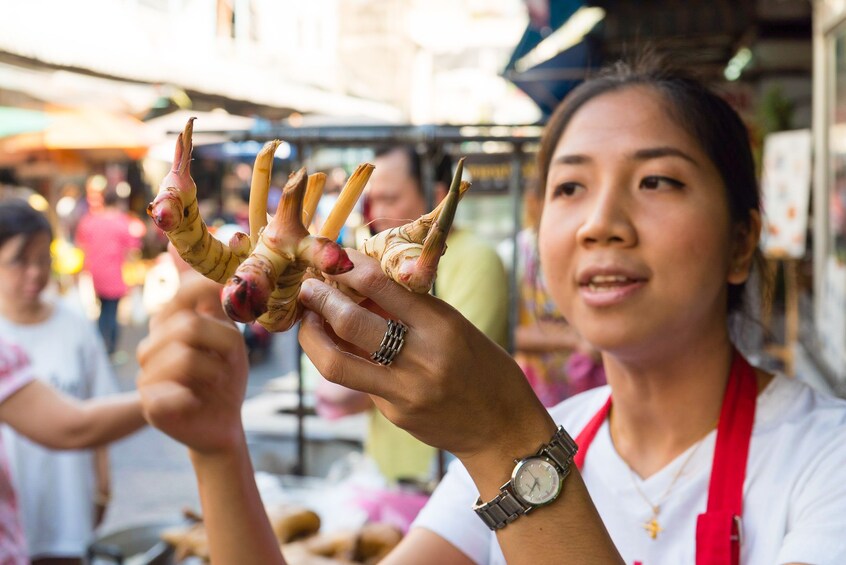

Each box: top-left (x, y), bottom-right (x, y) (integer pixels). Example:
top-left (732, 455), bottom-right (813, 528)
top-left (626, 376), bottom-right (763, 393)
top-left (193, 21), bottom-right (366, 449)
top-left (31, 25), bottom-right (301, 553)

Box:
top-left (147, 118), bottom-right (249, 283)
top-left (161, 505), bottom-right (400, 565)
top-left (360, 158), bottom-right (469, 293)
top-left (220, 167), bottom-right (356, 329)
top-left (150, 118), bottom-right (470, 331)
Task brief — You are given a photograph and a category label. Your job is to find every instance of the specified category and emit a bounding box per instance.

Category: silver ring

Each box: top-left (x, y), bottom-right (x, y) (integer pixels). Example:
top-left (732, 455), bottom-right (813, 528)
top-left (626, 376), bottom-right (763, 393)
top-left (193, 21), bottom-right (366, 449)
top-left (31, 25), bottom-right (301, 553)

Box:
top-left (370, 319), bottom-right (408, 366)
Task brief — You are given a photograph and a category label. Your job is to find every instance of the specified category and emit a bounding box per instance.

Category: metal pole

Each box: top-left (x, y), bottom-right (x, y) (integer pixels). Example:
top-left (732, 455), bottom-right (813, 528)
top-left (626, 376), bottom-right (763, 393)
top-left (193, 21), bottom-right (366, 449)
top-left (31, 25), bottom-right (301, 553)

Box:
top-left (507, 144), bottom-right (524, 356)
top-left (294, 140), bottom-right (307, 476)
top-left (419, 144), bottom-right (436, 212)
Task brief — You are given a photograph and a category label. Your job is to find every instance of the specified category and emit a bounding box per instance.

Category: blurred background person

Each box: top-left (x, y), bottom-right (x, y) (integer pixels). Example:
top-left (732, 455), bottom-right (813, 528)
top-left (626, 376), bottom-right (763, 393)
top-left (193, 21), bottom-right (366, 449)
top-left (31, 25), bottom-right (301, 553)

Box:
top-left (0, 199), bottom-right (143, 565)
top-left (512, 180), bottom-right (605, 407)
top-left (75, 184), bottom-right (142, 359)
top-left (315, 146), bottom-right (509, 485)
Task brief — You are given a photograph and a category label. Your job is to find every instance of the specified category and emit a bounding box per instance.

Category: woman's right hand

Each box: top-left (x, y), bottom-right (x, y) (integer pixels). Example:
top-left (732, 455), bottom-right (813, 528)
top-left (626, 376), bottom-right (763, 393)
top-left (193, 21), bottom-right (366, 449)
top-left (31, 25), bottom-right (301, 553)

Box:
top-left (136, 273), bottom-right (249, 455)
top-left (298, 250), bottom-right (556, 466)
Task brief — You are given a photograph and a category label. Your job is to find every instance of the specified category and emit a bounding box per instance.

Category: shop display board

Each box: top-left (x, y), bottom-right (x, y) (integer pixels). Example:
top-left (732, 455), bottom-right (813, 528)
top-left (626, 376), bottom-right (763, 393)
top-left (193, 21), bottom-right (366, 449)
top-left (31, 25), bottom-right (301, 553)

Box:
top-left (760, 129), bottom-right (813, 259)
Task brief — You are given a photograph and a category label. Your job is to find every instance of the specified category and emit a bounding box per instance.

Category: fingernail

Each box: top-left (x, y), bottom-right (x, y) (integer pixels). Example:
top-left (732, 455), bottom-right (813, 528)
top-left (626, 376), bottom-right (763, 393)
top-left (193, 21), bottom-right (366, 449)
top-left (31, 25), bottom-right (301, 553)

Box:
top-left (299, 279), bottom-right (315, 302)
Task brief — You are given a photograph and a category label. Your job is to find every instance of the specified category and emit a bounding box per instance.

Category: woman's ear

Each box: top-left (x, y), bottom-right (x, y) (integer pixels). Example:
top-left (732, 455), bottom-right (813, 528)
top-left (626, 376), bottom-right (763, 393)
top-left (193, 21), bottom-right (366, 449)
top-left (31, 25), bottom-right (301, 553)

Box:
top-left (728, 209), bottom-right (762, 285)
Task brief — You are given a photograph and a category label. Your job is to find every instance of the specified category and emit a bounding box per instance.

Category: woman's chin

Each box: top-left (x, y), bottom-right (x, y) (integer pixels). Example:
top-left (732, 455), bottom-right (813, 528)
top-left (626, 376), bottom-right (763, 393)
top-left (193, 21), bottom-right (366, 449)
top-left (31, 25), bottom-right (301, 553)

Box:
top-left (18, 291), bottom-right (42, 307)
top-left (578, 323), bottom-right (655, 359)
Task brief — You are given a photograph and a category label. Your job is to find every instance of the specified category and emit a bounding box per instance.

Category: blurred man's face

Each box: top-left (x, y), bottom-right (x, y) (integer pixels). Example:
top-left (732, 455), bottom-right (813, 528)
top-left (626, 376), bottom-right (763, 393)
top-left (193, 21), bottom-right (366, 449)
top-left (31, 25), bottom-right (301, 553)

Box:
top-left (367, 149), bottom-right (427, 233)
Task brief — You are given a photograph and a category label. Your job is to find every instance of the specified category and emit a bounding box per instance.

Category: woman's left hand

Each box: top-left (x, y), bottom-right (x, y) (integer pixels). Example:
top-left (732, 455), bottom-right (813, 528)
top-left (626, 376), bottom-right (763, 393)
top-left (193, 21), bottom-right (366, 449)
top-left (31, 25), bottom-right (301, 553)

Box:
top-left (298, 250), bottom-right (554, 464)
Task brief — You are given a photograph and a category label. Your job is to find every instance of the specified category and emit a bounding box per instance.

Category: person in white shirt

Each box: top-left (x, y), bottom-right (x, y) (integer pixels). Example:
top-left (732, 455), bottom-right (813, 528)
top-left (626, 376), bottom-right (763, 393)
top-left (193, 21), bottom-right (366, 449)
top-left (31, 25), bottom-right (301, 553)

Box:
top-left (135, 56), bottom-right (846, 564)
top-left (0, 198), bottom-right (147, 565)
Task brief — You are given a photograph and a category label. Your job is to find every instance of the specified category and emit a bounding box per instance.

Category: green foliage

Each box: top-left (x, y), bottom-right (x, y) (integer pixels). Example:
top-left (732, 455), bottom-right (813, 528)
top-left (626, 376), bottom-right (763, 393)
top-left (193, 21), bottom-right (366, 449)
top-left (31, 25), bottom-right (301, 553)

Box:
top-left (758, 86), bottom-right (795, 135)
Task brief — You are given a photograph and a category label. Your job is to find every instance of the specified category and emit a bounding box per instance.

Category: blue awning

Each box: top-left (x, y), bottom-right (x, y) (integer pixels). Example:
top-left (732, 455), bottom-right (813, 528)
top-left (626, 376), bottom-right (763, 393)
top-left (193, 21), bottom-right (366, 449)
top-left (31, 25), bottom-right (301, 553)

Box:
top-left (505, 39), bottom-right (599, 118)
top-left (504, 1), bottom-right (586, 73)
top-left (0, 107), bottom-right (49, 138)
top-left (503, 1), bottom-right (601, 118)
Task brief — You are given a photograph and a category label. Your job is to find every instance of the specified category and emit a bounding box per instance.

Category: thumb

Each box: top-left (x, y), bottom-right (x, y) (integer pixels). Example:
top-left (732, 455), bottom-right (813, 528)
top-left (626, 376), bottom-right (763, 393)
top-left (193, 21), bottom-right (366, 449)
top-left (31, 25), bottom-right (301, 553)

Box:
top-left (139, 381), bottom-right (203, 428)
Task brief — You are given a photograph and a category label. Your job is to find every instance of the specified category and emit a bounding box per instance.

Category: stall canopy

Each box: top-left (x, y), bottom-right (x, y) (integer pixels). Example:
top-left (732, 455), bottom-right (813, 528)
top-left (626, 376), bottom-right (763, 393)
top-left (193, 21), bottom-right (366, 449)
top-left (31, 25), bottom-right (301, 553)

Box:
top-left (506, 39), bottom-right (598, 118)
top-left (144, 109), bottom-right (260, 162)
top-left (144, 109), bottom-right (256, 139)
top-left (0, 106), bottom-right (153, 159)
top-left (503, 1), bottom-right (601, 117)
top-left (0, 107), bottom-right (50, 138)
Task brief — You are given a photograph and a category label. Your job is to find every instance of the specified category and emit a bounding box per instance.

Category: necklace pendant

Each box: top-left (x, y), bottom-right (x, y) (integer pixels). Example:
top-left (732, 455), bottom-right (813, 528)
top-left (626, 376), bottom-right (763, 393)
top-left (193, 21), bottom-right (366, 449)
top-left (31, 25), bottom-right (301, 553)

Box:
top-left (643, 517), bottom-right (663, 540)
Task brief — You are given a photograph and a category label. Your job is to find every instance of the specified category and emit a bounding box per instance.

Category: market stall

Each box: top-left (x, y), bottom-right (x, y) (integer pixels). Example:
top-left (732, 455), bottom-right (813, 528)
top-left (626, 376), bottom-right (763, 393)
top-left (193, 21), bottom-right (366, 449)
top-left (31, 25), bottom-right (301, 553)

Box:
top-left (811, 0), bottom-right (846, 390)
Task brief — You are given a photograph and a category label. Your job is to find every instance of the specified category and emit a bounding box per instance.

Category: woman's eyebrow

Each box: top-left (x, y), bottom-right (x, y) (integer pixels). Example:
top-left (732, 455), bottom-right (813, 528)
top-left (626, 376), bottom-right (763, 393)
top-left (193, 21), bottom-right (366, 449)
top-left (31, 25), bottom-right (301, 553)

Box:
top-left (552, 154), bottom-right (591, 166)
top-left (631, 146), bottom-right (700, 167)
top-left (552, 147), bottom-right (700, 168)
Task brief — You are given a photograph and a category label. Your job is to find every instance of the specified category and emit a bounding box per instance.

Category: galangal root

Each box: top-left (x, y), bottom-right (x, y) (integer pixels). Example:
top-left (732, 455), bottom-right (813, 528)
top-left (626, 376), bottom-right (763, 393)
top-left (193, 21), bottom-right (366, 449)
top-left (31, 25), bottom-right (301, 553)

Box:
top-left (148, 118), bottom-right (469, 332)
top-left (161, 505), bottom-right (401, 564)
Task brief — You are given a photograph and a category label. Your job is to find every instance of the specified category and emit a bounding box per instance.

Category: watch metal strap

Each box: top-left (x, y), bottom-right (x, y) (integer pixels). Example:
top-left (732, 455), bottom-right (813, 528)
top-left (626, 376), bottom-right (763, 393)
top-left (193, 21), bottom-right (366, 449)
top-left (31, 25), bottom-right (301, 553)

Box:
top-left (473, 426), bottom-right (578, 530)
top-left (473, 488), bottom-right (527, 530)
top-left (544, 426), bottom-right (578, 471)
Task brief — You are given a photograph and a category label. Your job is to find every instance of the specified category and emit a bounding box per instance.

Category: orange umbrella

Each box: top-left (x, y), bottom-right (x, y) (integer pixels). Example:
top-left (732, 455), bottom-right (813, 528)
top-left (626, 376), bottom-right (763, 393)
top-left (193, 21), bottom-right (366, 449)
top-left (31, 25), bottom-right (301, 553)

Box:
top-left (0, 107), bottom-right (153, 160)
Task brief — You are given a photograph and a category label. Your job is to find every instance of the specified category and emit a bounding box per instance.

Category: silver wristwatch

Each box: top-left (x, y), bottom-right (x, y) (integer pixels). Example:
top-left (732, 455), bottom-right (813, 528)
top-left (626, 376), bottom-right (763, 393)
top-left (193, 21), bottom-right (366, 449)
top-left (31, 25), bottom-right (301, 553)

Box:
top-left (473, 425), bottom-right (578, 530)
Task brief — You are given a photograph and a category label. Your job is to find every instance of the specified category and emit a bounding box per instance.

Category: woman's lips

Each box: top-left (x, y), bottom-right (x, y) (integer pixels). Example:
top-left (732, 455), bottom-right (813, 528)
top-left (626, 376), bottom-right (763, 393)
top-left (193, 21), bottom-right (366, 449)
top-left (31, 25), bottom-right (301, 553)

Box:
top-left (578, 274), bottom-right (646, 307)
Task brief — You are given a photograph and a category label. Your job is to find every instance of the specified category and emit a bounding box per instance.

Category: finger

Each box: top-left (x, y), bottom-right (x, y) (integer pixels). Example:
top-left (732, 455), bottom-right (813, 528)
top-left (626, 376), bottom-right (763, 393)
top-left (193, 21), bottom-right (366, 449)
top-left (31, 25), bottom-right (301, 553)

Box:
top-left (139, 380), bottom-right (203, 428)
top-left (138, 331), bottom-right (232, 392)
top-left (299, 278), bottom-right (399, 357)
top-left (139, 310), bottom-right (244, 372)
top-left (142, 310), bottom-right (231, 366)
top-left (298, 310), bottom-right (397, 400)
top-left (318, 249), bottom-right (433, 323)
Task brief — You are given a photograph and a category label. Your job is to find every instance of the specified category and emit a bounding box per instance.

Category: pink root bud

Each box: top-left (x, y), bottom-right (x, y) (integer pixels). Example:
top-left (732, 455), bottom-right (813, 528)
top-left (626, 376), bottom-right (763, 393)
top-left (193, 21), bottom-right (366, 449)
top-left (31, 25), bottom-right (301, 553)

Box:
top-left (228, 232), bottom-right (251, 257)
top-left (397, 258), bottom-right (437, 294)
top-left (146, 195), bottom-right (184, 232)
top-left (298, 236), bottom-right (354, 275)
top-left (222, 275), bottom-right (271, 323)
top-left (315, 244), bottom-right (354, 275)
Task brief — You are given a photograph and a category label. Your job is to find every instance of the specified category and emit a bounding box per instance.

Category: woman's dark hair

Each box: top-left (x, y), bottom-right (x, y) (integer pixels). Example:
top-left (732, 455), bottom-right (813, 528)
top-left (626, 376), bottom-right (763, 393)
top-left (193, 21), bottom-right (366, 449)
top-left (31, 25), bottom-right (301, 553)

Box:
top-left (537, 57), bottom-right (767, 315)
top-left (0, 199), bottom-right (53, 253)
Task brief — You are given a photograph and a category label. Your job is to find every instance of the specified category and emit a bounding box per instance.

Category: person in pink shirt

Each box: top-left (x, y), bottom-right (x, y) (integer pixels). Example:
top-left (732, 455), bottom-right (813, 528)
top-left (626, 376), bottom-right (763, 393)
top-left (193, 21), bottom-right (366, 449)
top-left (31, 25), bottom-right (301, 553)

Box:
top-left (75, 189), bottom-right (141, 355)
top-left (0, 335), bottom-right (145, 564)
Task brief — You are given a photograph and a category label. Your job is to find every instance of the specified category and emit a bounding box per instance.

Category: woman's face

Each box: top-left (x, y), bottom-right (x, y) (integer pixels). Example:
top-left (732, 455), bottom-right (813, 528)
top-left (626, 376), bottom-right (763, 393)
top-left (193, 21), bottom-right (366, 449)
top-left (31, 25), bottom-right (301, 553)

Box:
top-left (0, 232), bottom-right (52, 308)
top-left (539, 86), bottom-right (753, 358)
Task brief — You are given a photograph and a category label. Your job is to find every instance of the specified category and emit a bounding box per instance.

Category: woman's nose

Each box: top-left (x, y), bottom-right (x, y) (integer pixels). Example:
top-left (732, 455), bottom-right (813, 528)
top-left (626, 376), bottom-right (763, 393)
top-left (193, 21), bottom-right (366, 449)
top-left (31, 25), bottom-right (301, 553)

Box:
top-left (576, 189), bottom-right (637, 247)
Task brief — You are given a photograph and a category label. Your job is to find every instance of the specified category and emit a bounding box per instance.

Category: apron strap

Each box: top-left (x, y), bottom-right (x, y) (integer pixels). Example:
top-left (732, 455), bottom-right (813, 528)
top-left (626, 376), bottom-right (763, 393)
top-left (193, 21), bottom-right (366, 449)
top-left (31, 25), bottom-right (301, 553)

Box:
top-left (574, 396), bottom-right (611, 470)
top-left (572, 352), bottom-right (757, 565)
top-left (695, 352), bottom-right (757, 565)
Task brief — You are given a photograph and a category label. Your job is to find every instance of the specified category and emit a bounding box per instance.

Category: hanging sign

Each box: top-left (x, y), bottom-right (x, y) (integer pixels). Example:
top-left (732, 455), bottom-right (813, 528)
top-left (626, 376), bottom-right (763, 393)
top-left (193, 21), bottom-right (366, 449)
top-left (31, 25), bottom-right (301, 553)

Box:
top-left (760, 129), bottom-right (813, 259)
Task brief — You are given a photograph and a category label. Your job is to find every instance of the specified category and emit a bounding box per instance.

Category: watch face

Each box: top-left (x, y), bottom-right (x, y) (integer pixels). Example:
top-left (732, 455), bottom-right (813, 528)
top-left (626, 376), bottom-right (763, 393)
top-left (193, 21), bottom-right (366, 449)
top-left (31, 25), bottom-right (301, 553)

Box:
top-left (513, 457), bottom-right (562, 506)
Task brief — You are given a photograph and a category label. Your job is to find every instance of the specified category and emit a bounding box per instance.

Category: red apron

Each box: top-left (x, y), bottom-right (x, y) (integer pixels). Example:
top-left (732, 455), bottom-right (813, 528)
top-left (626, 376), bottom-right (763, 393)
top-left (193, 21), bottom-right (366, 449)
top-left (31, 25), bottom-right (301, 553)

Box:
top-left (572, 352), bottom-right (757, 565)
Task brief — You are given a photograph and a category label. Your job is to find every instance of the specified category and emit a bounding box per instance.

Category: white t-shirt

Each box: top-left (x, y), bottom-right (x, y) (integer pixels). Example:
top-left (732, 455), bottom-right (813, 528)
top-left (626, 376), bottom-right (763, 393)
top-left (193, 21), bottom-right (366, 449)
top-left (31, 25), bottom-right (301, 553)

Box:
top-left (413, 374), bottom-right (846, 565)
top-left (0, 299), bottom-right (117, 558)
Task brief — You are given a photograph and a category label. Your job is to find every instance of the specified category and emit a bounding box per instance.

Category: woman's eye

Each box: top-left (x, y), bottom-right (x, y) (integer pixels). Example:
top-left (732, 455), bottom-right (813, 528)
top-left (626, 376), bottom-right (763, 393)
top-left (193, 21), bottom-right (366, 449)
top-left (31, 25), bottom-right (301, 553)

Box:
top-left (552, 182), bottom-right (583, 198)
top-left (640, 176), bottom-right (685, 190)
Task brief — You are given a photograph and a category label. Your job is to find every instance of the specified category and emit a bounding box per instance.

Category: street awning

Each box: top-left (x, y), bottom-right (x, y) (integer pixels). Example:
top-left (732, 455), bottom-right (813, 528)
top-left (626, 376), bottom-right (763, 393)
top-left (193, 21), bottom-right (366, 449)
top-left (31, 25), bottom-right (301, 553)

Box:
top-left (504, 1), bottom-right (585, 74)
top-left (0, 107), bottom-right (50, 137)
top-left (0, 107), bottom-right (153, 163)
top-left (505, 39), bottom-right (599, 117)
top-left (144, 109), bottom-right (256, 138)
top-left (503, 2), bottom-right (602, 117)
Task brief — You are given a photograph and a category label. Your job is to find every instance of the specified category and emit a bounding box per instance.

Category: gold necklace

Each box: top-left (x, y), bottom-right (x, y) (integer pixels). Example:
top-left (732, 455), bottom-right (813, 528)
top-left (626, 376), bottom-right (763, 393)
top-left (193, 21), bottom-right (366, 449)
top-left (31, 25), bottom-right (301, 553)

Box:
top-left (626, 437), bottom-right (707, 540)
top-left (611, 409), bottom-right (716, 540)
